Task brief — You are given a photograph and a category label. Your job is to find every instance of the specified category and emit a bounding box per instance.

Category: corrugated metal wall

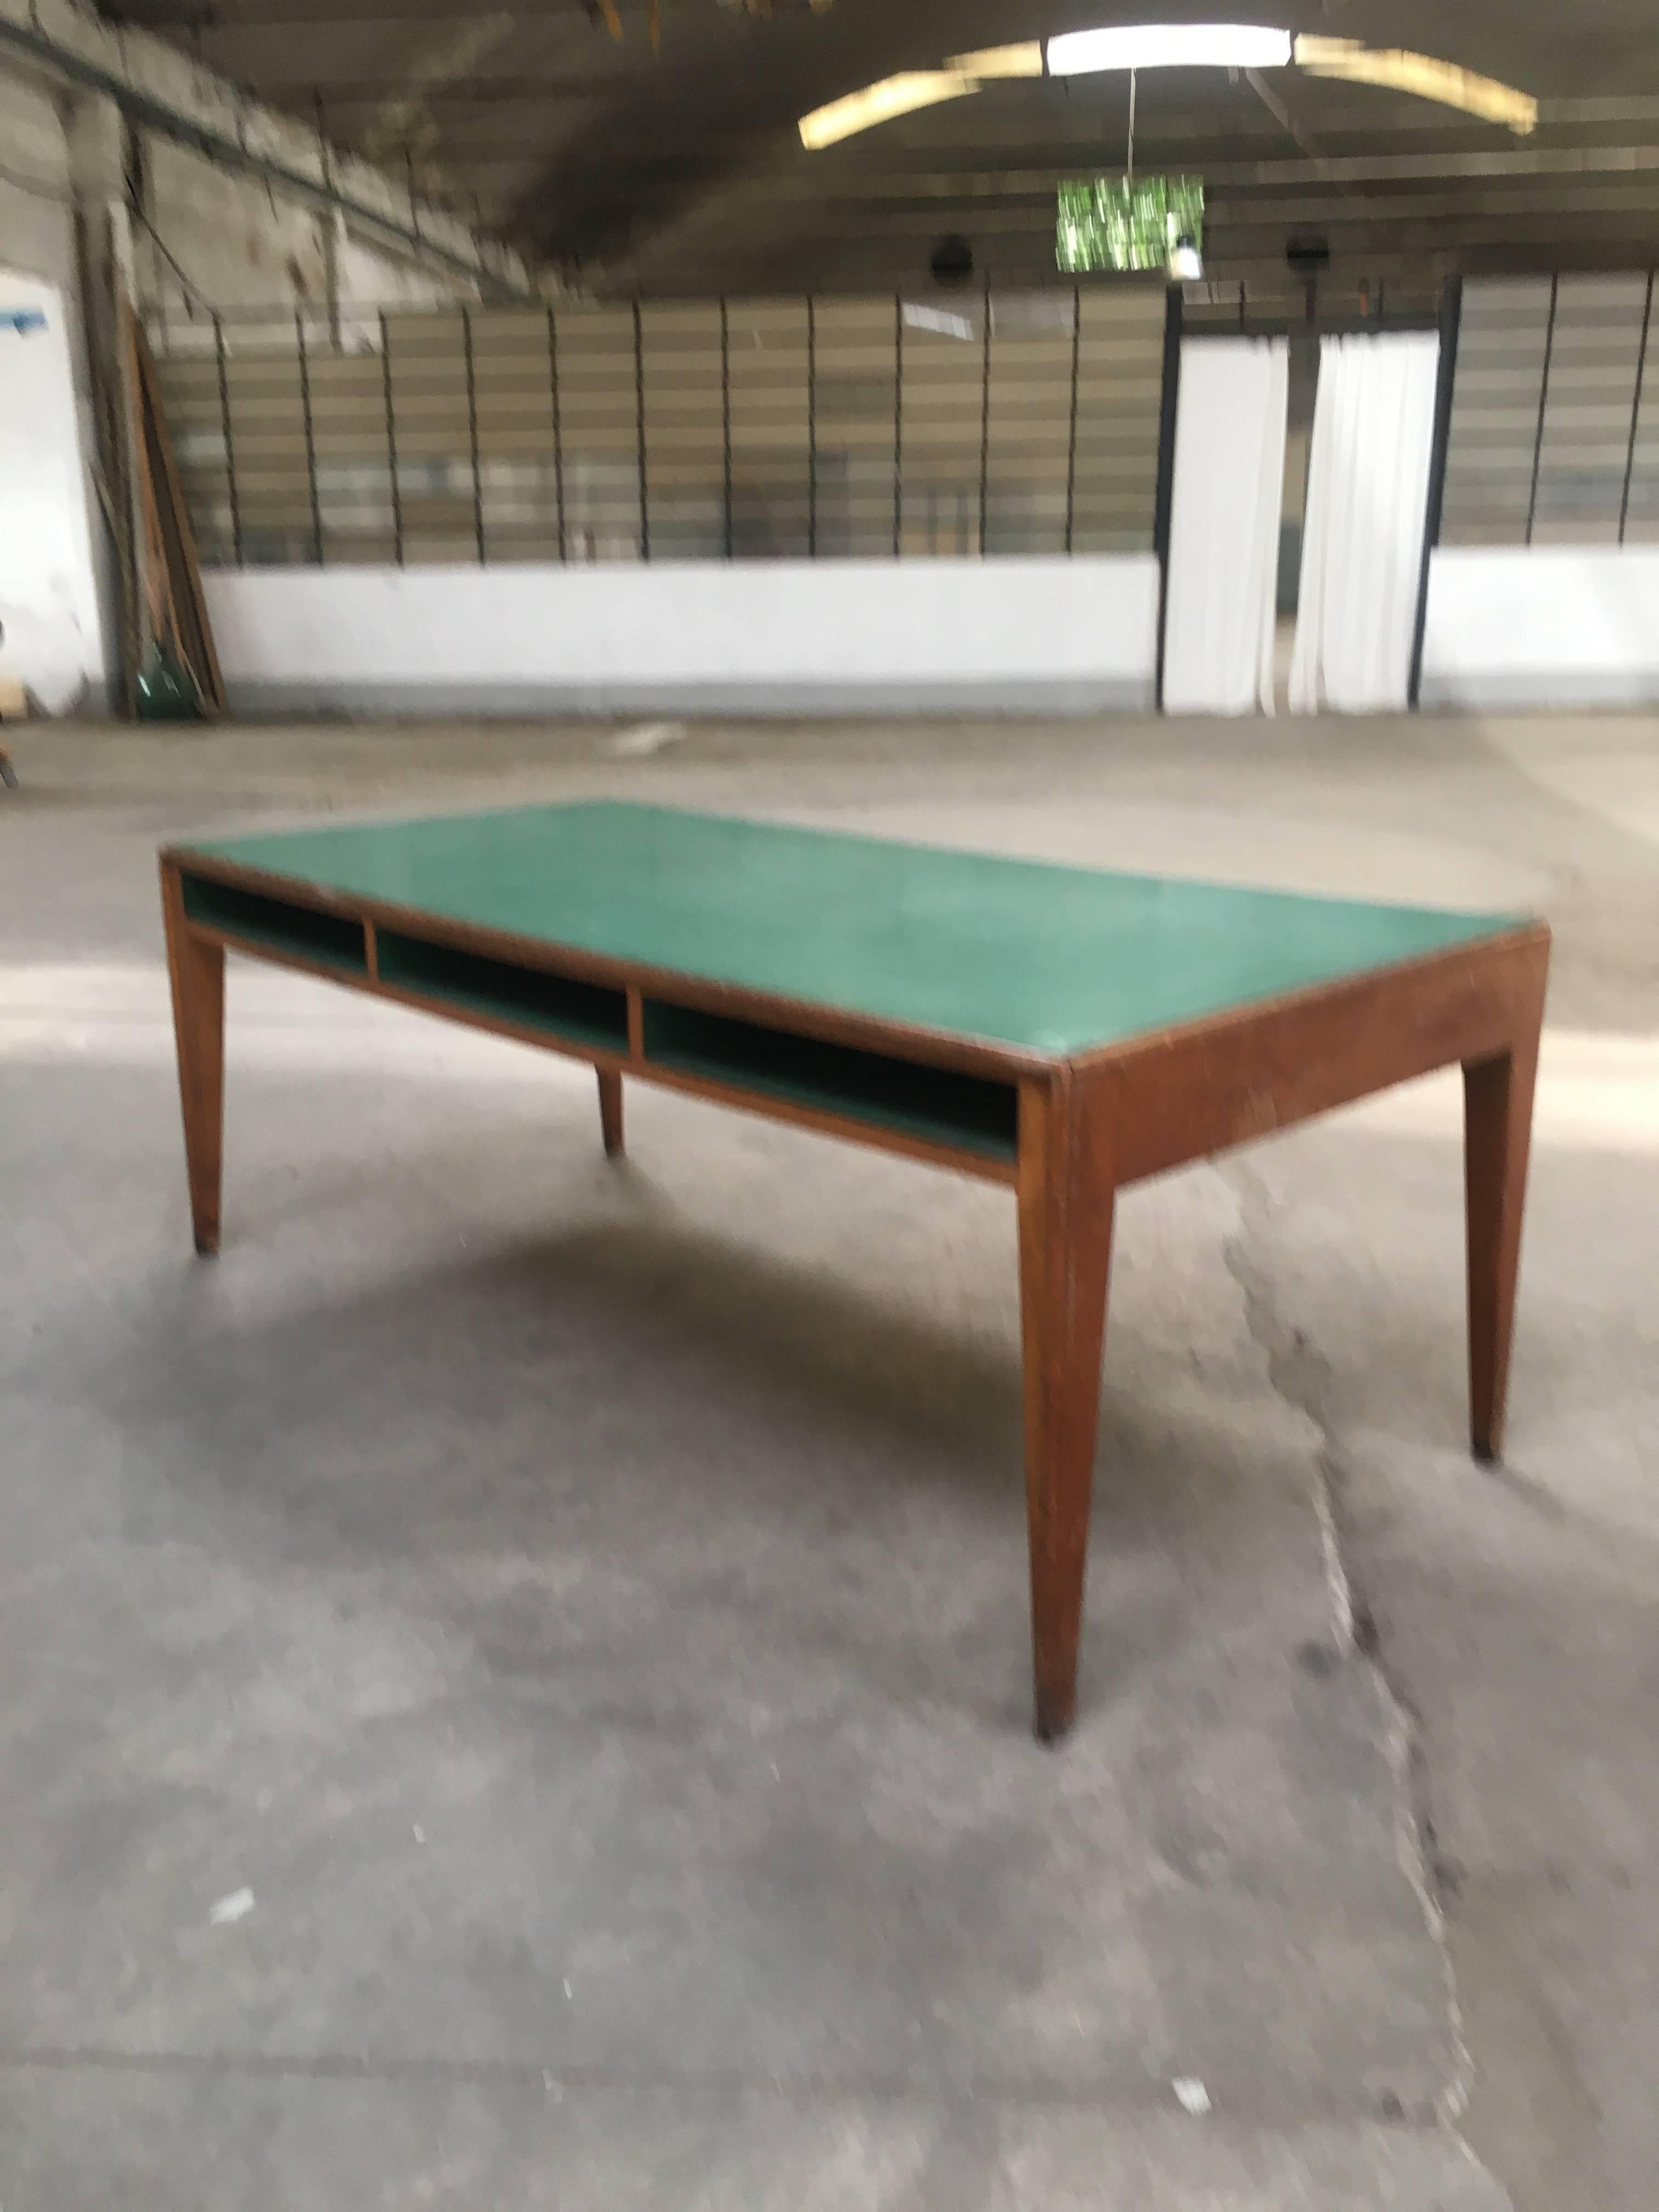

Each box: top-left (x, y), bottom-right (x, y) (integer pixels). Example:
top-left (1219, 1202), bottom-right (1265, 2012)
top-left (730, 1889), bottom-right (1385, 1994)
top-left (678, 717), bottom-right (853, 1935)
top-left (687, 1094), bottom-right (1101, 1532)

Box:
top-left (150, 285), bottom-right (1169, 568)
top-left (1442, 273), bottom-right (1659, 546)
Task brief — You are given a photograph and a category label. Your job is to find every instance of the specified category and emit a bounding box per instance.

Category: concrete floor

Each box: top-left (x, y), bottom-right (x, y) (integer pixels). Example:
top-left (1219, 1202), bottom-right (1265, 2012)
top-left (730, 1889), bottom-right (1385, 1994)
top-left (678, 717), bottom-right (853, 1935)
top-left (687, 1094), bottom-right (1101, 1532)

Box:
top-left (1, 712), bottom-right (1654, 2209)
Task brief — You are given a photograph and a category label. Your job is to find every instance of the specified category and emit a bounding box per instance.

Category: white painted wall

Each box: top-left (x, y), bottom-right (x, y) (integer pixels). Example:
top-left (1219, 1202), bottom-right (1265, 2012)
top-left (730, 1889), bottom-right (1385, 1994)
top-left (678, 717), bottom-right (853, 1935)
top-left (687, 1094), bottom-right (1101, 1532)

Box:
top-left (0, 270), bottom-right (104, 713)
top-left (204, 558), bottom-right (1161, 716)
top-left (0, 69), bottom-right (116, 709)
top-left (1421, 546), bottom-right (1659, 708)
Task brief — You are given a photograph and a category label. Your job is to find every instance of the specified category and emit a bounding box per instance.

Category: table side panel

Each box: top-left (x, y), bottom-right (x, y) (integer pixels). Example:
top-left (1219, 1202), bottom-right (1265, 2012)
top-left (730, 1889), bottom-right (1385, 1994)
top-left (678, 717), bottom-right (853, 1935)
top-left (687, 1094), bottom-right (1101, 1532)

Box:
top-left (1103, 927), bottom-right (1551, 1186)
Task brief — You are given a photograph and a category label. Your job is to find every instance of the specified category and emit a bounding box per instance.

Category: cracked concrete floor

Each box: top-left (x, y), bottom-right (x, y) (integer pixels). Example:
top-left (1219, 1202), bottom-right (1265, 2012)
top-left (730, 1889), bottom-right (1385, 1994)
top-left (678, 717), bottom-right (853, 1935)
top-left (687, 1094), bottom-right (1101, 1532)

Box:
top-left (2, 712), bottom-right (1653, 2208)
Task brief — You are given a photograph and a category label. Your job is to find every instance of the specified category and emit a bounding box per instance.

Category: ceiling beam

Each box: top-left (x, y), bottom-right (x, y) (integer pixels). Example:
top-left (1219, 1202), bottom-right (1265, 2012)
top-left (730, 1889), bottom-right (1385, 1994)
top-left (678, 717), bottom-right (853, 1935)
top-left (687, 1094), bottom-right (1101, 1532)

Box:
top-left (750, 144), bottom-right (1659, 204)
top-left (624, 201), bottom-right (1659, 245)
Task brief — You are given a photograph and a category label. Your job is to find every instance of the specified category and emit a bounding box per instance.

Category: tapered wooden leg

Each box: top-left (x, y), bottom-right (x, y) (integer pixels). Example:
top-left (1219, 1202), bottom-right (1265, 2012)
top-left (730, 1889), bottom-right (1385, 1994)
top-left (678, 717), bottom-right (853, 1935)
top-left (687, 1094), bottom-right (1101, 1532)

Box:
top-left (160, 862), bottom-right (225, 1256)
top-left (1018, 1073), bottom-right (1116, 1744)
top-left (1464, 1015), bottom-right (1542, 1464)
top-left (598, 1068), bottom-right (625, 1158)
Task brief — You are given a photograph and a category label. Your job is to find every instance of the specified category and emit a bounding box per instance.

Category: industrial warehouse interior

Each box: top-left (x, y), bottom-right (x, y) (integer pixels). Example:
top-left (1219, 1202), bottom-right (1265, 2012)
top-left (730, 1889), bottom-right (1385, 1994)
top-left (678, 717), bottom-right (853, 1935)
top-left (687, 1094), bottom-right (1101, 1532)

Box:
top-left (3, 3), bottom-right (1657, 2207)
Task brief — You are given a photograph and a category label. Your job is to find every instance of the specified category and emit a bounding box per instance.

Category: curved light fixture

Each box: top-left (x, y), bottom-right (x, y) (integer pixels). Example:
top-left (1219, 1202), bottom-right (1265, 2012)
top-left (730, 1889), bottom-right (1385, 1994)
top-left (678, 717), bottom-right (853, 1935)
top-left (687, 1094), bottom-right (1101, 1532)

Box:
top-left (798, 70), bottom-right (982, 150)
top-left (1294, 37), bottom-right (1537, 134)
top-left (1047, 24), bottom-right (1292, 76)
top-left (798, 26), bottom-right (1537, 149)
top-left (948, 43), bottom-right (1044, 81)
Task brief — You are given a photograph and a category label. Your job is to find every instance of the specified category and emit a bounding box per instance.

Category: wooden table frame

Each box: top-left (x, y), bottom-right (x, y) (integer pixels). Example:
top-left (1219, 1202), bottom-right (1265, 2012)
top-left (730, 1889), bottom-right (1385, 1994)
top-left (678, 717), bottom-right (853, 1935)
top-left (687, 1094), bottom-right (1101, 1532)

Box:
top-left (160, 845), bottom-right (1550, 1743)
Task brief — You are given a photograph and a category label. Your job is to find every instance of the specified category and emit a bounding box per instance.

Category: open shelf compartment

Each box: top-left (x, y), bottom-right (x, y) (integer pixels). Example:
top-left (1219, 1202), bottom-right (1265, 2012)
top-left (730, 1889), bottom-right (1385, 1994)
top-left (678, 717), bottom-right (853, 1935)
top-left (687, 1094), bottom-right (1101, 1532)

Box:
top-left (642, 998), bottom-right (1018, 1163)
top-left (181, 873), bottom-right (368, 974)
top-left (377, 929), bottom-right (629, 1052)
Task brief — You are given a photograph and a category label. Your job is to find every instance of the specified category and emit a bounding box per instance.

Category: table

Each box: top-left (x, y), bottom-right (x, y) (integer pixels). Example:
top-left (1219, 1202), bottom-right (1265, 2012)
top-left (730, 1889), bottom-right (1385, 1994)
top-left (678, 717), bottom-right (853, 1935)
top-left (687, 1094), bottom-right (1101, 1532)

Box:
top-left (160, 801), bottom-right (1549, 1741)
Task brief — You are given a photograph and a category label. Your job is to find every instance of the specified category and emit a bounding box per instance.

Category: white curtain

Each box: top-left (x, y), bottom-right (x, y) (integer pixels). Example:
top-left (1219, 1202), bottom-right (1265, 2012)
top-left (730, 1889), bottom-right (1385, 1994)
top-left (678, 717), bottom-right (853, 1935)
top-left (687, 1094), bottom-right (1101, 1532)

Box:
top-left (1163, 337), bottom-right (1288, 716)
top-left (1289, 332), bottom-right (1441, 714)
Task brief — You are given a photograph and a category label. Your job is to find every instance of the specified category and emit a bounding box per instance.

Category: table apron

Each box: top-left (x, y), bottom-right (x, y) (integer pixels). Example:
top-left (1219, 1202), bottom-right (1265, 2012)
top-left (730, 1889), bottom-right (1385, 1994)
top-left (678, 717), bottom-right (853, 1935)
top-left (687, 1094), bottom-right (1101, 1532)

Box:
top-left (178, 916), bottom-right (1025, 1188)
top-left (1101, 931), bottom-right (1550, 1187)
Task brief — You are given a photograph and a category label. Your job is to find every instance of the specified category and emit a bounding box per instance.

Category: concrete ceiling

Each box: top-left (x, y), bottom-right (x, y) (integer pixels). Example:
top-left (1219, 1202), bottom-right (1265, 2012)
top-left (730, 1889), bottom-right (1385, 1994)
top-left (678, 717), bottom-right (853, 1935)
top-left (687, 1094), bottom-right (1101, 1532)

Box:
top-left (105, 2), bottom-right (1659, 296)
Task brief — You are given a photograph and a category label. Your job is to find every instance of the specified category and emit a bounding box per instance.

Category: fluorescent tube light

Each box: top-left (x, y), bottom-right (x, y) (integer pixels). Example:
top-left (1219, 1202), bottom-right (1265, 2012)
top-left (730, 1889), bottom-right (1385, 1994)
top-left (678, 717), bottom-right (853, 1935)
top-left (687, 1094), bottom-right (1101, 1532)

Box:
top-left (1294, 37), bottom-right (1537, 134)
top-left (1047, 24), bottom-right (1292, 76)
top-left (798, 71), bottom-right (981, 150)
top-left (947, 43), bottom-right (1045, 80)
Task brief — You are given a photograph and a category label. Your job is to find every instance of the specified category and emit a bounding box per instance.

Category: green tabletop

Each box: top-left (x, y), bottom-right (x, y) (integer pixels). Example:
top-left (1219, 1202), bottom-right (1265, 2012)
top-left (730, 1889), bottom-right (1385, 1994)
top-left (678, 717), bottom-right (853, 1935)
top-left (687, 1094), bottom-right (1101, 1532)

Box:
top-left (183, 801), bottom-right (1521, 1057)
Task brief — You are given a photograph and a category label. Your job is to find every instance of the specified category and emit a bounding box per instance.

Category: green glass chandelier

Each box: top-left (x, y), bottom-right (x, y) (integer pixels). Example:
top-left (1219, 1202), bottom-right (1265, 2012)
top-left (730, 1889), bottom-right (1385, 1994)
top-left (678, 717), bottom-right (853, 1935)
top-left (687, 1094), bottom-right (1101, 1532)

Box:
top-left (1057, 174), bottom-right (1205, 275)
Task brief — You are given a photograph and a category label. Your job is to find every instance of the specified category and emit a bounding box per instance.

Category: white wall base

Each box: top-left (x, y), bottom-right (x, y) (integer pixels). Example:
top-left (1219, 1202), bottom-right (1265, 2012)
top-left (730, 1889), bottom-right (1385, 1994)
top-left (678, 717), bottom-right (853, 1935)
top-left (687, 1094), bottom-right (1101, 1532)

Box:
top-left (1421, 546), bottom-right (1659, 708)
top-left (204, 557), bottom-right (1160, 718)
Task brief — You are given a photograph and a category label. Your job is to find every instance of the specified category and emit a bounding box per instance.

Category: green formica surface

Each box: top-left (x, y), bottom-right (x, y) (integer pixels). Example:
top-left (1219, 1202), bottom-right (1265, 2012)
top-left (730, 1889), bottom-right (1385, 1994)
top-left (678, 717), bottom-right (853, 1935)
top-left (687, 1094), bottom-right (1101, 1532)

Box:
top-left (181, 801), bottom-right (1524, 1058)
